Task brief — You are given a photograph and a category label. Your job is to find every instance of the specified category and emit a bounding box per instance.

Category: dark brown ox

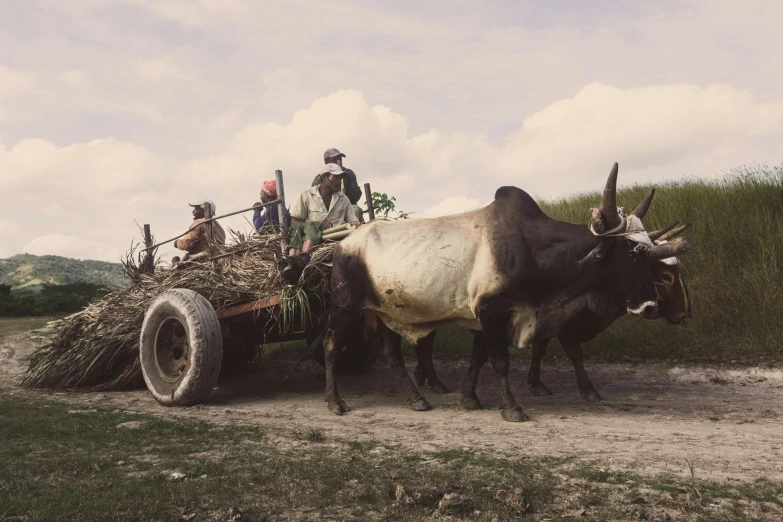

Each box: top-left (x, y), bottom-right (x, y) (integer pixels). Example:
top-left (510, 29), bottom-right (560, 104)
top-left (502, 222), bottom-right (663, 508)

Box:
top-left (413, 223), bottom-right (693, 403)
top-left (324, 163), bottom-right (691, 421)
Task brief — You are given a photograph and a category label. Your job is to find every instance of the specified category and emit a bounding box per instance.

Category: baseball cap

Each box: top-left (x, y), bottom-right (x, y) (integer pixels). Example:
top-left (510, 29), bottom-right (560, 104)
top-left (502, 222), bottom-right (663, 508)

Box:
top-left (324, 147), bottom-right (346, 161)
top-left (320, 163), bottom-right (345, 176)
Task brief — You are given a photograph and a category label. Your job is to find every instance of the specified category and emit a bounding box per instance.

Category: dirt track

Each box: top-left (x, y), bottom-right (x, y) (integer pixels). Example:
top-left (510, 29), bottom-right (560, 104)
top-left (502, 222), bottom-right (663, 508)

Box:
top-left (3, 331), bottom-right (783, 483)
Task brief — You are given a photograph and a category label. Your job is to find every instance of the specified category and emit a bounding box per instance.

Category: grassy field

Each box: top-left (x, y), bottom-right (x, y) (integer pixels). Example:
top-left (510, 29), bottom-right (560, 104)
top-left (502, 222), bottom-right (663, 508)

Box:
top-left (1, 395), bottom-right (781, 522)
top-left (0, 316), bottom-right (56, 338)
top-left (425, 164), bottom-right (783, 364)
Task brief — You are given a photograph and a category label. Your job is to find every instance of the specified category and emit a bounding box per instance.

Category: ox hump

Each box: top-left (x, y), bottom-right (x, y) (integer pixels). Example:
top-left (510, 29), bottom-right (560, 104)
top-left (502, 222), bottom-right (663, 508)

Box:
top-left (493, 186), bottom-right (545, 219)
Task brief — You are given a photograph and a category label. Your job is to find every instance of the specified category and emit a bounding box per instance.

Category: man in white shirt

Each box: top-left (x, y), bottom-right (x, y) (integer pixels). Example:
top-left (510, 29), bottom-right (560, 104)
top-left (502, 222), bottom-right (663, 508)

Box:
top-left (282, 163), bottom-right (360, 283)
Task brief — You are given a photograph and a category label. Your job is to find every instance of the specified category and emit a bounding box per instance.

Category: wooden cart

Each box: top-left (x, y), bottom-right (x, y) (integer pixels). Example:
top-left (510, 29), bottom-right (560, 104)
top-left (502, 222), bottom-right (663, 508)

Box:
top-left (137, 170), bottom-right (377, 407)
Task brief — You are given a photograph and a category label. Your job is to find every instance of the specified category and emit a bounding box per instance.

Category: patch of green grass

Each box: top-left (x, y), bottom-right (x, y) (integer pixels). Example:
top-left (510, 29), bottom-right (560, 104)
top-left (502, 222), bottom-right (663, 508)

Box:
top-left (346, 440), bottom-right (377, 452)
top-left (2, 395), bottom-right (781, 521)
top-left (294, 427), bottom-right (327, 443)
top-left (567, 463), bottom-right (639, 485)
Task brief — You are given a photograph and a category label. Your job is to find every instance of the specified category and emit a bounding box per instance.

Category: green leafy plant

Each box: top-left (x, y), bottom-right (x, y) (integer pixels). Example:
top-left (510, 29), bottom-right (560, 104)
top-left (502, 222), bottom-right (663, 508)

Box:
top-left (371, 192), bottom-right (411, 220)
top-left (279, 285), bottom-right (312, 333)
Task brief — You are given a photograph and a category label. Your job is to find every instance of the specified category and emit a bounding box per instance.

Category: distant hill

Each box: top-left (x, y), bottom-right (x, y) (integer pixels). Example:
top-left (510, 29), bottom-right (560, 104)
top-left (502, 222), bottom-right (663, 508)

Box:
top-left (0, 254), bottom-right (129, 293)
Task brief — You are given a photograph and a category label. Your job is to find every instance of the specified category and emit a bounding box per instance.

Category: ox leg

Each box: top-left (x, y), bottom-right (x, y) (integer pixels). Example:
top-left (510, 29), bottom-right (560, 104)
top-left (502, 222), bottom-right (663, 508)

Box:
top-left (381, 326), bottom-right (432, 411)
top-left (527, 340), bottom-right (553, 396)
top-left (413, 331), bottom-right (449, 393)
top-left (558, 336), bottom-right (602, 402)
top-left (483, 317), bottom-right (528, 422)
top-left (323, 255), bottom-right (361, 416)
top-left (324, 325), bottom-right (350, 414)
top-left (413, 340), bottom-right (426, 386)
top-left (460, 331), bottom-right (488, 410)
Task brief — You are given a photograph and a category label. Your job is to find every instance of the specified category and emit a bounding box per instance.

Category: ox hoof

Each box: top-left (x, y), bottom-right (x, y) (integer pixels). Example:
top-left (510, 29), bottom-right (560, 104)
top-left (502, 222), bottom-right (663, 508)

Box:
top-left (460, 396), bottom-right (483, 411)
top-left (428, 380), bottom-right (450, 394)
top-left (410, 398), bottom-right (432, 411)
top-left (328, 399), bottom-right (350, 415)
top-left (528, 383), bottom-right (553, 396)
top-left (414, 368), bottom-right (426, 386)
top-left (501, 408), bottom-right (529, 423)
top-left (580, 389), bottom-right (603, 402)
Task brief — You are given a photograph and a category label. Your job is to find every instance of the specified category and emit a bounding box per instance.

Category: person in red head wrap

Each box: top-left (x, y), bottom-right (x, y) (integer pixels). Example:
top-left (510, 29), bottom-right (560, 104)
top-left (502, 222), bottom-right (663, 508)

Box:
top-left (253, 180), bottom-right (286, 232)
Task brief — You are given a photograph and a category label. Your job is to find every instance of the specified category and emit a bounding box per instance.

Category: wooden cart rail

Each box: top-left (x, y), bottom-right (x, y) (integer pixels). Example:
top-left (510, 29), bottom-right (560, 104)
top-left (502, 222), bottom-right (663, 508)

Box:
top-left (216, 295), bottom-right (281, 319)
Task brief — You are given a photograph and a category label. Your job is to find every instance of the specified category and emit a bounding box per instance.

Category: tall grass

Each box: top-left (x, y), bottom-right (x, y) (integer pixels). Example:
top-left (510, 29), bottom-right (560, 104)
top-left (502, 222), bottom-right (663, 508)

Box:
top-left (437, 163), bottom-right (783, 363)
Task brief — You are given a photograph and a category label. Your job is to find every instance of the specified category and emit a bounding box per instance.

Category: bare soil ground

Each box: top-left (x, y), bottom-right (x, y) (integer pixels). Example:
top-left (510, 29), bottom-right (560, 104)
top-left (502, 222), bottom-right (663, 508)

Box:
top-left (3, 330), bottom-right (783, 484)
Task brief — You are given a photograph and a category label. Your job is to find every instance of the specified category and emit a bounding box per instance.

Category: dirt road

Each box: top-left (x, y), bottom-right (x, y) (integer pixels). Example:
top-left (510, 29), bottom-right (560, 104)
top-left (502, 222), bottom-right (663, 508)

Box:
top-left (3, 331), bottom-right (782, 483)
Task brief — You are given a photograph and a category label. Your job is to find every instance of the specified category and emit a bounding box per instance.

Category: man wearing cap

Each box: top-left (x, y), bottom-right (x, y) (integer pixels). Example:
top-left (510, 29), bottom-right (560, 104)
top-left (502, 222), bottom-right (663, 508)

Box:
top-left (283, 163), bottom-right (359, 283)
top-left (311, 147), bottom-right (364, 223)
top-left (253, 180), bottom-right (284, 233)
top-left (173, 199), bottom-right (227, 257)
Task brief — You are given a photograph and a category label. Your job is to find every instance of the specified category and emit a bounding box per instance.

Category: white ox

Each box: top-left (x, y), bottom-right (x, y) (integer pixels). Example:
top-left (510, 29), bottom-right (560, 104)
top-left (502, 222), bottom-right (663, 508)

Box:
top-left (322, 164), bottom-right (686, 421)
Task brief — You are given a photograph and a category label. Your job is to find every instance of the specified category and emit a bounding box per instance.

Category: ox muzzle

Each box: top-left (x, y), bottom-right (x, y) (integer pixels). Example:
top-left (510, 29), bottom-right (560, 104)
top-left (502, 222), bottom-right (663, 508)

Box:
top-left (627, 301), bottom-right (659, 319)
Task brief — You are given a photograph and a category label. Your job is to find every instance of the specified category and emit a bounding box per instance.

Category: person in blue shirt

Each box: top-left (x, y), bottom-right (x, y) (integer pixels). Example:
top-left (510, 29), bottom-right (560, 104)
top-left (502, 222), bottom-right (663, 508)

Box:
top-left (253, 180), bottom-right (286, 233)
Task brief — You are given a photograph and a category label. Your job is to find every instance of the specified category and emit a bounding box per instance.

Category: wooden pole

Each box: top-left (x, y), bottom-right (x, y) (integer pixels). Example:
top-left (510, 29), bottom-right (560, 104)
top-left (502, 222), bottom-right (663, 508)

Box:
top-left (142, 224), bottom-right (154, 274)
top-left (363, 183), bottom-right (375, 221)
top-left (275, 169), bottom-right (289, 254)
top-left (203, 200), bottom-right (214, 246)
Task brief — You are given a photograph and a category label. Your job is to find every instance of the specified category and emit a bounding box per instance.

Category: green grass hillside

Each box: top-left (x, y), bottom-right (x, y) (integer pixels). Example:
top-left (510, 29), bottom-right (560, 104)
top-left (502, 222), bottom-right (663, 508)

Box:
top-left (433, 164), bottom-right (783, 363)
top-left (0, 254), bottom-right (128, 293)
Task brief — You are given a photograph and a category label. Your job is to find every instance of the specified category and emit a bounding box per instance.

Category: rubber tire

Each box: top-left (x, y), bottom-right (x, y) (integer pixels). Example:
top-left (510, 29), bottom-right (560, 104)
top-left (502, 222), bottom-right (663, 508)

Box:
top-left (309, 322), bottom-right (378, 375)
top-left (140, 288), bottom-right (223, 406)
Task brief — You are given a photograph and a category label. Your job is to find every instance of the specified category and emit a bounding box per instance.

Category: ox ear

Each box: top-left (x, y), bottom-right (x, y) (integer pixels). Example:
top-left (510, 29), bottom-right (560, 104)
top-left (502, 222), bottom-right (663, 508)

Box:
top-left (578, 240), bottom-right (608, 266)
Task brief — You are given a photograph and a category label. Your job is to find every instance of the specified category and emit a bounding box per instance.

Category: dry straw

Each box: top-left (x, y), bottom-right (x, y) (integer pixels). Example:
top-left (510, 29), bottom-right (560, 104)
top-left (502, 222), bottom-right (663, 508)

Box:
top-left (20, 226), bottom-right (336, 391)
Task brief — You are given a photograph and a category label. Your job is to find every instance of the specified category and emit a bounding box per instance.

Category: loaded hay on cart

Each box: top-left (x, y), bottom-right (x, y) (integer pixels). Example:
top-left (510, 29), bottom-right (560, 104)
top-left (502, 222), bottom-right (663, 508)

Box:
top-left (20, 172), bottom-right (379, 406)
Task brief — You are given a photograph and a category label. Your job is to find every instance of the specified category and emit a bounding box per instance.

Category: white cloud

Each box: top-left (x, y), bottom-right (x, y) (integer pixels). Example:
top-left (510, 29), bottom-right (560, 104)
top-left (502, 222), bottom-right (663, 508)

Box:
top-left (22, 235), bottom-right (123, 262)
top-left (114, 0), bottom-right (251, 27)
top-left (0, 66), bottom-right (35, 121)
top-left (57, 69), bottom-right (91, 90)
top-left (0, 219), bottom-right (22, 255)
top-left (134, 59), bottom-right (191, 81)
top-left (0, 66), bottom-right (34, 96)
top-left (492, 83), bottom-right (783, 192)
top-left (1, 137), bottom-right (174, 262)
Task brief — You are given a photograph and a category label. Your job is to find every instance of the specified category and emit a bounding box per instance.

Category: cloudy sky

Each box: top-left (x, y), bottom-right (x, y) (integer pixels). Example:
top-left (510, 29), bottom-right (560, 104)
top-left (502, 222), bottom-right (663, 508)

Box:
top-left (1, 0), bottom-right (782, 262)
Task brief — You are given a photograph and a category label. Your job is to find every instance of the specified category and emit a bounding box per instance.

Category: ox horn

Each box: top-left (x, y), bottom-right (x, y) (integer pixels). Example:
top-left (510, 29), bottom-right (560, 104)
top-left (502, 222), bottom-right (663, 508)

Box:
top-left (631, 188), bottom-right (655, 219)
top-left (648, 237), bottom-right (692, 261)
top-left (600, 162), bottom-right (621, 230)
top-left (657, 223), bottom-right (691, 243)
top-left (647, 221), bottom-right (679, 241)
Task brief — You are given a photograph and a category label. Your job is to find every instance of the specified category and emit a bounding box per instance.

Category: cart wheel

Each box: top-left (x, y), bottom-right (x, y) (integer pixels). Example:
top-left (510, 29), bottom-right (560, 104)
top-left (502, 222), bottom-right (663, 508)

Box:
top-left (308, 317), bottom-right (378, 374)
top-left (140, 289), bottom-right (223, 406)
